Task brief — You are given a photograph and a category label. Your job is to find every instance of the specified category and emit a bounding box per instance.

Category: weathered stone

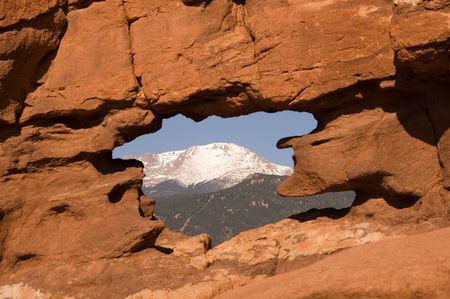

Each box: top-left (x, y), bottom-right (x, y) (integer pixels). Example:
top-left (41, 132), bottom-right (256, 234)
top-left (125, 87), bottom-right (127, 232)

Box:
top-left (0, 0), bottom-right (65, 29)
top-left (128, 0), bottom-right (395, 119)
top-left (277, 97), bottom-right (442, 199)
top-left (0, 9), bottom-right (66, 124)
top-left (0, 161), bottom-right (165, 266)
top-left (216, 226), bottom-right (450, 299)
top-left (20, 0), bottom-right (138, 124)
top-left (0, 0), bottom-right (449, 298)
top-left (390, 8), bottom-right (450, 76)
top-left (428, 94), bottom-right (450, 190)
top-left (139, 196), bottom-right (156, 218)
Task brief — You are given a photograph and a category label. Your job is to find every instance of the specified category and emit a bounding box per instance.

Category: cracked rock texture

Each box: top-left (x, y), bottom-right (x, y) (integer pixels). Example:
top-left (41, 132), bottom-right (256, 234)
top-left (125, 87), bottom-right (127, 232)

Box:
top-left (0, 0), bottom-right (449, 298)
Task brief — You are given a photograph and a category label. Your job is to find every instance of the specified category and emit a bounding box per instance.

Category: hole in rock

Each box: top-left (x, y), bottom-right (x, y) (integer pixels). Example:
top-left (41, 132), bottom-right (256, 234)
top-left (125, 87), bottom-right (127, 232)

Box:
top-left (154, 246), bottom-right (175, 255)
top-left (311, 138), bottom-right (333, 146)
top-left (16, 253), bottom-right (37, 263)
top-left (50, 204), bottom-right (70, 214)
top-left (108, 184), bottom-right (130, 204)
top-left (353, 191), bottom-right (420, 210)
top-left (114, 112), bottom-right (355, 246)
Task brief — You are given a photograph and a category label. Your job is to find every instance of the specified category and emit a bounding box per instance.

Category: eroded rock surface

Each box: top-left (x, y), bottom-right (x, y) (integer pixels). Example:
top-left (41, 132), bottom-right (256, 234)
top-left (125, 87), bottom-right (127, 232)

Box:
top-left (0, 0), bottom-right (449, 297)
top-left (216, 226), bottom-right (450, 299)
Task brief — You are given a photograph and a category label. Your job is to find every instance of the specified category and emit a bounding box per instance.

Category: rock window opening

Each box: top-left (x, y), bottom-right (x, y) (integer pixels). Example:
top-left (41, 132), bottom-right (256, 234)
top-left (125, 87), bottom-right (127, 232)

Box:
top-left (113, 111), bottom-right (355, 246)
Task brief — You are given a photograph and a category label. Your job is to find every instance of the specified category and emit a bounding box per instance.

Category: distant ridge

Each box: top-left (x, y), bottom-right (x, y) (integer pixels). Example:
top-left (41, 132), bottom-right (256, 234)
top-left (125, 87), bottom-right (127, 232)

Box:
top-left (155, 173), bottom-right (355, 245)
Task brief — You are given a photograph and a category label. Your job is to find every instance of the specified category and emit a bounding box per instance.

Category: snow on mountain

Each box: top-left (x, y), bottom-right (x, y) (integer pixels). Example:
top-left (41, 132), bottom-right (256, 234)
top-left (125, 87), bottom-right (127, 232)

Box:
top-left (130, 143), bottom-right (292, 195)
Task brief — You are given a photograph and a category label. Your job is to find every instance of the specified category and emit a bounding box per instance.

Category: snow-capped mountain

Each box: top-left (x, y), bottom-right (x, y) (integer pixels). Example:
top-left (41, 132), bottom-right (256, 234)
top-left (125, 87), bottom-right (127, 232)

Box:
top-left (130, 143), bottom-right (292, 197)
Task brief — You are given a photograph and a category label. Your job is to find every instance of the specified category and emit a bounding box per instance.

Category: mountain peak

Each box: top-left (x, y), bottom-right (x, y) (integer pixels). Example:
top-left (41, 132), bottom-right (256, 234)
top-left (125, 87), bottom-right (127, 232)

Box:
top-left (185, 142), bottom-right (245, 152)
top-left (132, 143), bottom-right (292, 196)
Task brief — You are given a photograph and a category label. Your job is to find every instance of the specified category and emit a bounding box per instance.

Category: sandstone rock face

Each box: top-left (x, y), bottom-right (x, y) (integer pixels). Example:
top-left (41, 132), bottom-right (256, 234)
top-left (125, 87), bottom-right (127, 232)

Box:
top-left (0, 9), bottom-right (66, 125)
top-left (0, 0), bottom-right (449, 298)
top-left (216, 226), bottom-right (450, 299)
top-left (278, 97), bottom-right (442, 198)
top-left (127, 0), bottom-right (394, 119)
top-left (0, 0), bottom-right (164, 271)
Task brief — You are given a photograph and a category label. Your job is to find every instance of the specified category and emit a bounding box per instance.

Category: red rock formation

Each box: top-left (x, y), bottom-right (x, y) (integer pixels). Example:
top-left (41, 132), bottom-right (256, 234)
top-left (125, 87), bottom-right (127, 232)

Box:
top-left (0, 0), bottom-right (449, 297)
top-left (216, 227), bottom-right (450, 299)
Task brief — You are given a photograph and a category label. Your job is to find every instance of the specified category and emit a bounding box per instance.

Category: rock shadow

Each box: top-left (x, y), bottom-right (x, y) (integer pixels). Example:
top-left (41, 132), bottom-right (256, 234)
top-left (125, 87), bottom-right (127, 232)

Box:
top-left (289, 189), bottom-right (420, 223)
top-left (290, 78), bottom-right (448, 147)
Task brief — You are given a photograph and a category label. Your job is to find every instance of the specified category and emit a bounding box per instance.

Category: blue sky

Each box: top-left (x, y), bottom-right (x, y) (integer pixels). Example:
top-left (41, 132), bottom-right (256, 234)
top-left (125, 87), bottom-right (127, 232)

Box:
top-left (113, 111), bottom-right (317, 167)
